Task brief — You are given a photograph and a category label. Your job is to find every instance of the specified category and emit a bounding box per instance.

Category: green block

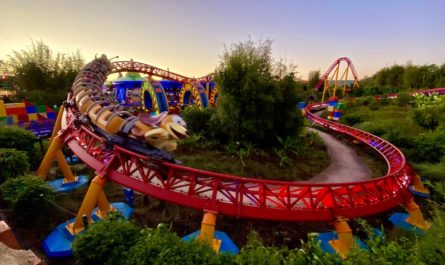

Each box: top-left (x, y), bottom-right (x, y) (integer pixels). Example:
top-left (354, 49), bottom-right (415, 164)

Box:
top-left (0, 116), bottom-right (7, 125)
top-left (36, 105), bottom-right (46, 113)
top-left (337, 102), bottom-right (345, 109)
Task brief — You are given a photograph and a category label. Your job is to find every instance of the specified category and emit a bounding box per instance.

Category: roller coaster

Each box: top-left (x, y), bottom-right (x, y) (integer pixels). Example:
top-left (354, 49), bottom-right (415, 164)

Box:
top-left (38, 56), bottom-right (442, 258)
top-left (314, 57), bottom-right (360, 102)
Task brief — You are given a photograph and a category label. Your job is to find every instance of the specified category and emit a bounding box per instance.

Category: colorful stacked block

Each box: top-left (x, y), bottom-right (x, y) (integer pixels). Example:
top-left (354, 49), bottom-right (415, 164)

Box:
top-left (333, 102), bottom-right (345, 121)
top-left (298, 102), bottom-right (307, 114)
top-left (0, 100), bottom-right (57, 137)
top-left (28, 113), bottom-right (38, 121)
top-left (327, 97), bottom-right (339, 120)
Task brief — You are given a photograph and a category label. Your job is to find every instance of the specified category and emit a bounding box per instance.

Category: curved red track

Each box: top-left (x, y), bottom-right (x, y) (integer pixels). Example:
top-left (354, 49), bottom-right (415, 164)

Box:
top-left (313, 57), bottom-right (359, 91)
top-left (62, 60), bottom-right (445, 222)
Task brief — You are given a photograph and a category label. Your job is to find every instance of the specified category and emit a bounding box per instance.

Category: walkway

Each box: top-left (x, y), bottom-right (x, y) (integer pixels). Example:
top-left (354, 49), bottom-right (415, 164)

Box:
top-left (307, 127), bottom-right (372, 183)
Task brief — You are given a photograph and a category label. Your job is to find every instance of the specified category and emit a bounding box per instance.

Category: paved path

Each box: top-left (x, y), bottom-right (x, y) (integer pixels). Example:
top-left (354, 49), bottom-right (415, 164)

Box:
top-left (307, 127), bottom-right (372, 183)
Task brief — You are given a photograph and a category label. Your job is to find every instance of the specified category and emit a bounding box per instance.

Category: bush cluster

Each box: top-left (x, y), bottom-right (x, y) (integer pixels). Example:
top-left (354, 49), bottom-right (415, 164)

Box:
top-left (0, 126), bottom-right (40, 168)
top-left (0, 175), bottom-right (55, 222)
top-left (0, 148), bottom-right (29, 184)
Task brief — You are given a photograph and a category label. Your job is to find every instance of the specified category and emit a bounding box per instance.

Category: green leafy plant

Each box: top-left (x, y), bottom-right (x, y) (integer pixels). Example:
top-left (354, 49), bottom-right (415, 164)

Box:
top-left (0, 126), bottom-right (39, 168)
top-left (73, 212), bottom-right (140, 265)
top-left (0, 175), bottom-right (55, 223)
top-left (0, 148), bottom-right (29, 183)
top-left (125, 224), bottom-right (228, 265)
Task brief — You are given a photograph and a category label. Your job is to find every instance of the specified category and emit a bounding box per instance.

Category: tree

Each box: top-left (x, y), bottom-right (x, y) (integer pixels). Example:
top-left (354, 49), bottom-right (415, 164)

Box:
top-left (214, 39), bottom-right (304, 146)
top-left (307, 70), bottom-right (320, 89)
top-left (7, 40), bottom-right (84, 106)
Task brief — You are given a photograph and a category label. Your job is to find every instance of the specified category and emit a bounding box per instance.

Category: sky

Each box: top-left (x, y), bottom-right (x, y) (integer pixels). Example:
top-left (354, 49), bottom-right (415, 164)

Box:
top-left (0, 0), bottom-right (444, 79)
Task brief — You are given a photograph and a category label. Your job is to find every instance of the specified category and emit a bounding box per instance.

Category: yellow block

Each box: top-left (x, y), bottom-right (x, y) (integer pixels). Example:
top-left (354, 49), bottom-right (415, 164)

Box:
top-left (0, 100), bottom-right (6, 116)
top-left (11, 115), bottom-right (18, 123)
top-left (28, 113), bottom-right (38, 121)
top-left (15, 102), bottom-right (25, 108)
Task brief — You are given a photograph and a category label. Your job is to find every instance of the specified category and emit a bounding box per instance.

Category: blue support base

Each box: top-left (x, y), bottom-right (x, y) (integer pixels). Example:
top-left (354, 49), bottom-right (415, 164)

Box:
top-left (42, 202), bottom-right (133, 258)
top-left (316, 232), bottom-right (368, 255)
top-left (47, 175), bottom-right (89, 193)
top-left (389, 212), bottom-right (426, 234)
top-left (409, 186), bottom-right (430, 198)
top-left (182, 230), bottom-right (239, 254)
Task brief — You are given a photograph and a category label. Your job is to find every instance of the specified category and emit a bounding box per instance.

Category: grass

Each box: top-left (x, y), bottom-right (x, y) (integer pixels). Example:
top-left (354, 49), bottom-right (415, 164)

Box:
top-left (174, 132), bottom-right (330, 181)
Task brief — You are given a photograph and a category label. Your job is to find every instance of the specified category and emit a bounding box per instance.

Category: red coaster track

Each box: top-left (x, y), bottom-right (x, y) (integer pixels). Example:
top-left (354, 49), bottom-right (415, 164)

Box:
top-left (313, 57), bottom-right (359, 91)
top-left (61, 58), bottom-right (445, 223)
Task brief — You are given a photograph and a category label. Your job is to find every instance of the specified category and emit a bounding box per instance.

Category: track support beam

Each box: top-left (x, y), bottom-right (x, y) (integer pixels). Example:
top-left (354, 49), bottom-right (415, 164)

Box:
top-left (411, 175), bottom-right (430, 196)
top-left (198, 210), bottom-right (221, 253)
top-left (405, 198), bottom-right (431, 231)
top-left (329, 218), bottom-right (355, 259)
top-left (66, 175), bottom-right (114, 235)
top-left (37, 106), bottom-right (77, 184)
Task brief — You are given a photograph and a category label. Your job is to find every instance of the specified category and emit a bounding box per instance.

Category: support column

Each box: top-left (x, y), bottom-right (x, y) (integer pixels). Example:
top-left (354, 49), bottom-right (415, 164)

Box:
top-left (55, 150), bottom-right (77, 183)
top-left (411, 175), bottom-right (430, 196)
top-left (329, 218), bottom-right (355, 259)
top-left (198, 211), bottom-right (221, 253)
top-left (37, 134), bottom-right (64, 179)
top-left (50, 105), bottom-right (64, 139)
top-left (405, 198), bottom-right (431, 231)
top-left (95, 190), bottom-right (114, 219)
top-left (66, 175), bottom-right (112, 235)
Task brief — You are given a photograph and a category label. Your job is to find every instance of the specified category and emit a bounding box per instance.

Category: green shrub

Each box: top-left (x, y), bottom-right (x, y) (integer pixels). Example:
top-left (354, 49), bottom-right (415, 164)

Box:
top-left (182, 106), bottom-right (215, 135)
top-left (0, 148), bottom-right (29, 183)
top-left (413, 131), bottom-right (445, 162)
top-left (415, 157), bottom-right (445, 182)
top-left (368, 100), bottom-right (381, 111)
top-left (416, 208), bottom-right (445, 264)
top-left (126, 225), bottom-right (227, 265)
top-left (413, 108), bottom-right (440, 130)
top-left (0, 126), bottom-right (39, 168)
top-left (236, 231), bottom-right (338, 265)
top-left (73, 212), bottom-right (140, 265)
top-left (343, 114), bottom-right (364, 126)
top-left (396, 92), bottom-right (413, 106)
top-left (0, 175), bottom-right (55, 222)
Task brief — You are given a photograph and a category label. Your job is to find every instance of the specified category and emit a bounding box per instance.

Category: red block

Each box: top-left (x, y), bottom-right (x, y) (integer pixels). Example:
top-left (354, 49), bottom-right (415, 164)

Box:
top-left (6, 107), bottom-right (27, 115)
top-left (37, 113), bottom-right (47, 120)
top-left (17, 114), bottom-right (29, 122)
top-left (46, 106), bottom-right (55, 112)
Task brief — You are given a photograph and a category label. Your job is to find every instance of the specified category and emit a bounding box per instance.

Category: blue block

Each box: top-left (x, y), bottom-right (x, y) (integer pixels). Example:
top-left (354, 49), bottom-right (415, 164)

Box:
top-left (316, 232), bottom-right (368, 255)
top-left (333, 112), bottom-right (342, 118)
top-left (389, 212), bottom-right (426, 234)
top-left (298, 102), bottom-right (307, 109)
top-left (42, 202), bottom-right (133, 258)
top-left (182, 230), bottom-right (239, 254)
top-left (26, 106), bottom-right (36, 114)
top-left (6, 116), bottom-right (13, 125)
top-left (47, 111), bottom-right (57, 119)
top-left (47, 175), bottom-right (89, 193)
